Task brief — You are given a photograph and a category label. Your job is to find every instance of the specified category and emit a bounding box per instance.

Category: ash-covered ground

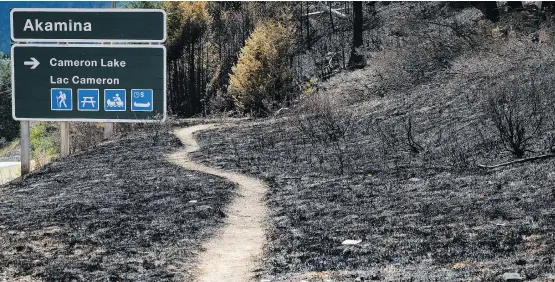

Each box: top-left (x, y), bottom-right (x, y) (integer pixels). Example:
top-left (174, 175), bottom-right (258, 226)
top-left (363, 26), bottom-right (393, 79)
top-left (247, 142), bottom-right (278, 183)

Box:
top-left (193, 121), bottom-right (555, 281)
top-left (191, 3), bottom-right (555, 281)
top-left (0, 130), bottom-right (235, 282)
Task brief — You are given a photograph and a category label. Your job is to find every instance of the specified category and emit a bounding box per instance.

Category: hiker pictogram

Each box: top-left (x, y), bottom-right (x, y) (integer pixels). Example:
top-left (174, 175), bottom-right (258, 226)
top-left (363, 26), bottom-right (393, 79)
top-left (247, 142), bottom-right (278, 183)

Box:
top-left (50, 88), bottom-right (72, 111)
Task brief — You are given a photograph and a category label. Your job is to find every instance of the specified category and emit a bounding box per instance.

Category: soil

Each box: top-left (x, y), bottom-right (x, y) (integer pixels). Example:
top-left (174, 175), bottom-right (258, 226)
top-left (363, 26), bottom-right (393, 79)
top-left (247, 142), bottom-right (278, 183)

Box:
top-left (0, 130), bottom-right (236, 282)
top-left (169, 124), bottom-right (268, 282)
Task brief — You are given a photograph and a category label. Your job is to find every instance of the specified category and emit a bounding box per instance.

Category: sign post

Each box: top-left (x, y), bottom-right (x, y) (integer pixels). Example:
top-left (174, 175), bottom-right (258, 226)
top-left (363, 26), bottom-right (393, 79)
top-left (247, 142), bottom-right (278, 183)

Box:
top-left (20, 121), bottom-right (30, 175)
top-left (104, 122), bottom-right (114, 139)
top-left (58, 42), bottom-right (70, 158)
top-left (103, 1), bottom-right (117, 140)
top-left (19, 41), bottom-right (30, 176)
top-left (60, 121), bottom-right (70, 158)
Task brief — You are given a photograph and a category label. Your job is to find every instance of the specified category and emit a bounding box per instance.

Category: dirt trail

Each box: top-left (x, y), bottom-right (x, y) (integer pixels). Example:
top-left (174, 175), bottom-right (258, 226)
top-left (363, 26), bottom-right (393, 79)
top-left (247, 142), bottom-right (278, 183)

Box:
top-left (168, 124), bottom-right (268, 282)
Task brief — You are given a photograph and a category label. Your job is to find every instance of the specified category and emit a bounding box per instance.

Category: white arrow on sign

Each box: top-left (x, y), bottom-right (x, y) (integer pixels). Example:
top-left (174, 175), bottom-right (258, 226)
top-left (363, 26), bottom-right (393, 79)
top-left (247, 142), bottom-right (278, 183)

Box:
top-left (23, 57), bottom-right (40, 69)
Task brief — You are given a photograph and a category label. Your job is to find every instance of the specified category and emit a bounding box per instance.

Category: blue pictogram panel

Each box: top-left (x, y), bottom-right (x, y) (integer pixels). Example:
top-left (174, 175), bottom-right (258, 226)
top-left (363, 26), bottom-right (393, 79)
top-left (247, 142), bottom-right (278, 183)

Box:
top-left (104, 89), bottom-right (126, 111)
top-left (51, 88), bottom-right (72, 111)
top-left (77, 89), bottom-right (99, 111)
top-left (131, 89), bottom-right (153, 112)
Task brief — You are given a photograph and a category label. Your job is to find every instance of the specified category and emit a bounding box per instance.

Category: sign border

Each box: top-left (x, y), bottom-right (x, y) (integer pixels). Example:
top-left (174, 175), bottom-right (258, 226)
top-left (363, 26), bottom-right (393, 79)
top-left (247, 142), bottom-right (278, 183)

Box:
top-left (10, 8), bottom-right (167, 43)
top-left (11, 43), bottom-right (167, 123)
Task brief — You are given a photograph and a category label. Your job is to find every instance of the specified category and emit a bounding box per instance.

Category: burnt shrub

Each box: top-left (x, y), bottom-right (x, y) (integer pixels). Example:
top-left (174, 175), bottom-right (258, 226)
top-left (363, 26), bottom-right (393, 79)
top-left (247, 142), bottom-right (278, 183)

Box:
top-left (483, 78), bottom-right (553, 158)
top-left (294, 92), bottom-right (353, 174)
top-left (69, 122), bottom-right (104, 154)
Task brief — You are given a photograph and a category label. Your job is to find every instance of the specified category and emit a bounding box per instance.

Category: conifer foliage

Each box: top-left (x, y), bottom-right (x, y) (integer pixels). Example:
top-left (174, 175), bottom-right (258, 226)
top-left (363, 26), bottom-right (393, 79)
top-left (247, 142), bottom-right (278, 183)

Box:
top-left (228, 21), bottom-right (295, 116)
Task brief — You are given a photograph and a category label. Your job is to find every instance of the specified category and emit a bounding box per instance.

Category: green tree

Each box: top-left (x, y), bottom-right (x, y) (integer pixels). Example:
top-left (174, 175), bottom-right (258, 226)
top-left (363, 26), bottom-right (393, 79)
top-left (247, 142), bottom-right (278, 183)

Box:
top-left (0, 57), bottom-right (19, 143)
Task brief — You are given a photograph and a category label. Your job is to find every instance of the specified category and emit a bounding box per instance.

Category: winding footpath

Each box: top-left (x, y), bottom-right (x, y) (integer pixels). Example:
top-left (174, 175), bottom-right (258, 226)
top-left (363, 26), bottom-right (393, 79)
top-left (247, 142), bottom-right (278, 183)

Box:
top-left (167, 124), bottom-right (268, 282)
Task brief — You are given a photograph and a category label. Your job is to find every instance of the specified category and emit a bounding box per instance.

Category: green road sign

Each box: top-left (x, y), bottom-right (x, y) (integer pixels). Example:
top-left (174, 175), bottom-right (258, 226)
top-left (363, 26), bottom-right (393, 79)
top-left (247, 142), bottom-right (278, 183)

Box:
top-left (11, 44), bottom-right (166, 122)
top-left (11, 9), bottom-right (166, 42)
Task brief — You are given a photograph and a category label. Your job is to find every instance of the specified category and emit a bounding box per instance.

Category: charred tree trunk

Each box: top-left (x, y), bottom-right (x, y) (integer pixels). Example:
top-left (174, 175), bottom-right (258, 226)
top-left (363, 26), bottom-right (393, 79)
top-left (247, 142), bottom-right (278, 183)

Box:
top-left (483, 2), bottom-right (500, 22)
top-left (188, 41), bottom-right (197, 115)
top-left (348, 1), bottom-right (367, 69)
top-left (507, 1), bottom-right (523, 10)
top-left (306, 3), bottom-right (311, 49)
top-left (352, 1), bottom-right (363, 48)
top-left (471, 2), bottom-right (500, 22)
top-left (543, 1), bottom-right (555, 10)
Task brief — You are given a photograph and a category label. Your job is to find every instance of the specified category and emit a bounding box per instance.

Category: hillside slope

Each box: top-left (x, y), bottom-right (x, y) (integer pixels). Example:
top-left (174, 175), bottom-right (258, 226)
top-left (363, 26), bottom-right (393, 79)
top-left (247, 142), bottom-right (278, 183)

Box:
top-left (192, 2), bottom-right (555, 281)
top-left (0, 129), bottom-right (235, 281)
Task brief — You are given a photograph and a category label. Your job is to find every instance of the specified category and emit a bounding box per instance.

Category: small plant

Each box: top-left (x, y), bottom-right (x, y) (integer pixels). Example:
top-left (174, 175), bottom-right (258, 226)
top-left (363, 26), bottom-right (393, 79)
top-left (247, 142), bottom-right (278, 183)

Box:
top-left (374, 116), bottom-right (424, 156)
top-left (404, 117), bottom-right (424, 154)
top-left (302, 78), bottom-right (318, 96)
top-left (30, 122), bottom-right (57, 166)
top-left (230, 137), bottom-right (241, 167)
top-left (432, 127), bottom-right (474, 169)
top-left (149, 113), bottom-right (170, 146)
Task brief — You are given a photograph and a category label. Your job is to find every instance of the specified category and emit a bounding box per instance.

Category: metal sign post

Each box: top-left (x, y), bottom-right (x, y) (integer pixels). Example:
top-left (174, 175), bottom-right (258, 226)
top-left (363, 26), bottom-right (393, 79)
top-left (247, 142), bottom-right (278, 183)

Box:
top-left (59, 42), bottom-right (70, 158)
top-left (60, 121), bottom-right (70, 158)
top-left (20, 121), bottom-right (30, 175)
top-left (103, 1), bottom-right (117, 140)
top-left (18, 41), bottom-right (30, 176)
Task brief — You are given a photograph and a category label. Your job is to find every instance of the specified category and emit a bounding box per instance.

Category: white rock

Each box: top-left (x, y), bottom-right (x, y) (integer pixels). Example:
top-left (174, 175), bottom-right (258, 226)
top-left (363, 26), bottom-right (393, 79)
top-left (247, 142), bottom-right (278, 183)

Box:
top-left (341, 239), bottom-right (362, 245)
top-left (189, 200), bottom-right (198, 204)
top-left (500, 272), bottom-right (523, 281)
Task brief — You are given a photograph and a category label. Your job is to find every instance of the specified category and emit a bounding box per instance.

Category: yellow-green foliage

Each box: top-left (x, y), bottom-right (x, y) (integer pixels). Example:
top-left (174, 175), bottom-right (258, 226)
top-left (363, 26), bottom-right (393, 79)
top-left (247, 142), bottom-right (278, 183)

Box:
top-left (228, 21), bottom-right (295, 114)
top-left (30, 122), bottom-right (57, 158)
top-left (164, 2), bottom-right (211, 46)
top-left (303, 78), bottom-right (319, 95)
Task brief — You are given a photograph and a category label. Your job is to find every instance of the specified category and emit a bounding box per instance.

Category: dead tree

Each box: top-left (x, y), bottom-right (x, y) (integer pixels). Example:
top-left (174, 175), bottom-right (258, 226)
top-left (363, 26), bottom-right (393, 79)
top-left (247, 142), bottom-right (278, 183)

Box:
top-left (348, 1), bottom-right (368, 69)
top-left (470, 2), bottom-right (500, 22)
top-left (507, 1), bottom-right (523, 10)
top-left (543, 1), bottom-right (555, 10)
